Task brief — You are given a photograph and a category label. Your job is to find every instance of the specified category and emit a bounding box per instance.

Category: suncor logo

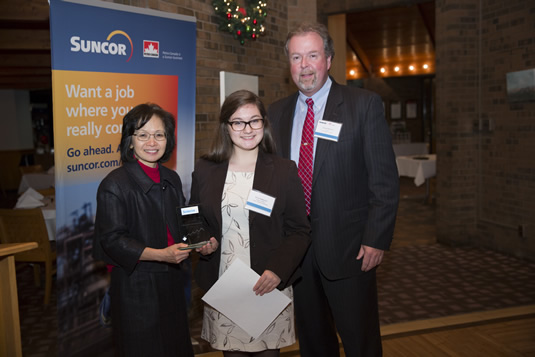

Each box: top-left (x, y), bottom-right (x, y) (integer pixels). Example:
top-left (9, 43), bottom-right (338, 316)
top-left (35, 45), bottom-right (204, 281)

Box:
top-left (70, 30), bottom-right (133, 62)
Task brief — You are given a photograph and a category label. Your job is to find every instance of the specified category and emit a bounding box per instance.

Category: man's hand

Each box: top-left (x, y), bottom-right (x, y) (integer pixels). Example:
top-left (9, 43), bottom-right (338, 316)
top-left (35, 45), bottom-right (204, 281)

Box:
top-left (356, 245), bottom-right (384, 271)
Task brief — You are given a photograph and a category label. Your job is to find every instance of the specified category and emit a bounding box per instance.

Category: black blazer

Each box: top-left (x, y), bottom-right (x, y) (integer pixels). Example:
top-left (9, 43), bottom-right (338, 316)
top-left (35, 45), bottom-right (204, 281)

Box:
top-left (268, 79), bottom-right (400, 280)
top-left (190, 151), bottom-right (311, 292)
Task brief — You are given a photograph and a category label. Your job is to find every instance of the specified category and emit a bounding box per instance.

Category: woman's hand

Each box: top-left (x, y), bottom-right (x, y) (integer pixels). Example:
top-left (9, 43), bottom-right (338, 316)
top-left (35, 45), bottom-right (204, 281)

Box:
top-left (162, 244), bottom-right (191, 264)
top-left (253, 270), bottom-right (281, 296)
top-left (196, 237), bottom-right (218, 255)
top-left (141, 244), bottom-right (190, 264)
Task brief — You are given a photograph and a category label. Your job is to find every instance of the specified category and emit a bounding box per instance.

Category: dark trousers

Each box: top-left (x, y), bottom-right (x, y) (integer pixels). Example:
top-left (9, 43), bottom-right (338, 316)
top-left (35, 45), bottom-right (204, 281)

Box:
top-left (294, 247), bottom-right (382, 357)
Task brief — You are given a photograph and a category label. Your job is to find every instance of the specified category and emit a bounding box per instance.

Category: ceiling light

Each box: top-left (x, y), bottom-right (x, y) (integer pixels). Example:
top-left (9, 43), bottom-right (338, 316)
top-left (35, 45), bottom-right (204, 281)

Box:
top-left (380, 67), bottom-right (386, 73)
top-left (409, 65), bottom-right (414, 71)
top-left (423, 64), bottom-right (429, 69)
top-left (394, 66), bottom-right (400, 72)
top-left (349, 69), bottom-right (356, 76)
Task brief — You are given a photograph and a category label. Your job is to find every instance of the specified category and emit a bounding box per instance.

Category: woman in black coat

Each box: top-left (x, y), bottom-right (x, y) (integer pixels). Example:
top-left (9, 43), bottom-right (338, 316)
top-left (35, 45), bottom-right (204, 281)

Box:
top-left (94, 104), bottom-right (198, 356)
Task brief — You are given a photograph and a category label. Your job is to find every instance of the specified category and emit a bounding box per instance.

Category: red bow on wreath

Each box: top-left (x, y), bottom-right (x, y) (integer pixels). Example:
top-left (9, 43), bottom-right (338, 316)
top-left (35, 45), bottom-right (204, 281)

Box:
top-left (213, 0), bottom-right (267, 45)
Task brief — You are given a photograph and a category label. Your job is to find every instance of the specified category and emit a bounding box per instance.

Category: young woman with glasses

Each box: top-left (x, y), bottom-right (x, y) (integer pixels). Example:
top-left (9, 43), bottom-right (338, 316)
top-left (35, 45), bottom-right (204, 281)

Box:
top-left (190, 90), bottom-right (311, 357)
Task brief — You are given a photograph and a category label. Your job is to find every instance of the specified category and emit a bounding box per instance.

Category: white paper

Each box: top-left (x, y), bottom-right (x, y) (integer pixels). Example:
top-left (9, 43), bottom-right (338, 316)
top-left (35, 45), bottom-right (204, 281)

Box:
top-left (15, 188), bottom-right (45, 208)
top-left (219, 71), bottom-right (259, 107)
top-left (391, 101), bottom-right (401, 119)
top-left (406, 101), bottom-right (417, 118)
top-left (202, 258), bottom-right (291, 339)
top-left (22, 187), bottom-right (44, 200)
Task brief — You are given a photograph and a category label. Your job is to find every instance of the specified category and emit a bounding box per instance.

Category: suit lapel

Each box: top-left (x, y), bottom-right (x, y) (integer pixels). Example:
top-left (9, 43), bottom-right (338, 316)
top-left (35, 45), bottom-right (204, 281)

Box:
top-left (278, 93), bottom-right (299, 158)
top-left (207, 161), bottom-right (229, 233)
top-left (160, 169), bottom-right (181, 242)
top-left (250, 152), bottom-right (274, 223)
top-left (312, 81), bottom-right (343, 187)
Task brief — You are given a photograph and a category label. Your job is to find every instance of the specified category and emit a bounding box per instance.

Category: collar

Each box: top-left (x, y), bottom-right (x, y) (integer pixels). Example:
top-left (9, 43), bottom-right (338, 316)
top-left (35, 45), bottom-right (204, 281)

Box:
top-left (298, 76), bottom-right (332, 110)
top-left (123, 160), bottom-right (177, 193)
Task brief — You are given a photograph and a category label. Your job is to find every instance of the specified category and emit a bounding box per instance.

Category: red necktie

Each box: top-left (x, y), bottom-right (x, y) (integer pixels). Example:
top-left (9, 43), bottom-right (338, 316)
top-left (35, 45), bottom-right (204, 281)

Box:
top-left (298, 98), bottom-right (314, 215)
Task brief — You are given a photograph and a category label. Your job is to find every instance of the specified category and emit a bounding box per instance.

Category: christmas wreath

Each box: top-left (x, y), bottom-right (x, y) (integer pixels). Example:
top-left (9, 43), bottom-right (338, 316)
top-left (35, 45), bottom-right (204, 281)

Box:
top-left (213, 0), bottom-right (267, 45)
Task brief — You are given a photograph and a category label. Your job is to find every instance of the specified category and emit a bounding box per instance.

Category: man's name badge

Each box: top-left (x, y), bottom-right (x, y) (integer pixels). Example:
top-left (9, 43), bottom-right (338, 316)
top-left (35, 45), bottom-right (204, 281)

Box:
top-left (314, 120), bottom-right (342, 142)
top-left (245, 190), bottom-right (275, 217)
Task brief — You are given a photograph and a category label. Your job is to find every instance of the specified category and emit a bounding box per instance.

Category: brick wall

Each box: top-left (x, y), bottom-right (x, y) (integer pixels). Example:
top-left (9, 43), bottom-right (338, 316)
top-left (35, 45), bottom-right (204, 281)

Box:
top-left (474, 0), bottom-right (535, 258)
top-left (110, 0), bottom-right (297, 160)
top-left (435, 0), bottom-right (481, 245)
top-left (434, 0), bottom-right (535, 259)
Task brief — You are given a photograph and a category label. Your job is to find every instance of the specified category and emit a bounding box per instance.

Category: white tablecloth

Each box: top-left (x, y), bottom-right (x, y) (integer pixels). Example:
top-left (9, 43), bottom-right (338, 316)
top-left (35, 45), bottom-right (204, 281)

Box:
top-left (18, 172), bottom-right (55, 194)
top-left (396, 154), bottom-right (436, 186)
top-left (393, 142), bottom-right (429, 157)
top-left (41, 200), bottom-right (56, 241)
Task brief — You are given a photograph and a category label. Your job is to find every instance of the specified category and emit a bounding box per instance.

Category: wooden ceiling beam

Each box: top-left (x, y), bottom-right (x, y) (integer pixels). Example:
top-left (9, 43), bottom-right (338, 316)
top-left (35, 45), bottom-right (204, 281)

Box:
top-left (0, 67), bottom-right (51, 76)
top-left (0, 53), bottom-right (51, 67)
top-left (417, 3), bottom-right (435, 49)
top-left (346, 30), bottom-right (372, 75)
top-left (0, 19), bottom-right (50, 30)
top-left (0, 0), bottom-right (50, 21)
top-left (0, 78), bottom-right (51, 90)
top-left (0, 29), bottom-right (50, 51)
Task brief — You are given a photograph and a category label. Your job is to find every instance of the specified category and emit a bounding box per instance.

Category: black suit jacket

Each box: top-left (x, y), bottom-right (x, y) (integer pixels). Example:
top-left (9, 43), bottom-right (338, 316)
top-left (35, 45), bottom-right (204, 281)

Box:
top-left (268, 79), bottom-right (399, 280)
top-left (190, 151), bottom-right (311, 292)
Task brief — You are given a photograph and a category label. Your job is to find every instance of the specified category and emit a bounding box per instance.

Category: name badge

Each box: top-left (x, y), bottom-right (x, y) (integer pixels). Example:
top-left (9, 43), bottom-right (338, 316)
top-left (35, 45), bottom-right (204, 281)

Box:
top-left (181, 205), bottom-right (199, 215)
top-left (314, 120), bottom-right (342, 142)
top-left (245, 190), bottom-right (275, 217)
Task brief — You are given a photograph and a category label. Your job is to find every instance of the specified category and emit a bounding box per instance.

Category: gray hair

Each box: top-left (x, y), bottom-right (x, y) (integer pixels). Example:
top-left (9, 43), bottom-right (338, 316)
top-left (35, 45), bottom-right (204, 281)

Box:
top-left (284, 22), bottom-right (335, 60)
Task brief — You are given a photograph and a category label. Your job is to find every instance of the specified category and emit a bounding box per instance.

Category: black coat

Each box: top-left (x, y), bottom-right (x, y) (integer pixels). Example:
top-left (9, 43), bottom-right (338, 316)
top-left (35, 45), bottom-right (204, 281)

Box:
top-left (94, 161), bottom-right (193, 357)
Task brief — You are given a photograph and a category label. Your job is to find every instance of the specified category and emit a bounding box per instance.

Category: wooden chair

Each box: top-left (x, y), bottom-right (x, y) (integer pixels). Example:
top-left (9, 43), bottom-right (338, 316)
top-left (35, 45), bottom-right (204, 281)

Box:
top-left (19, 164), bottom-right (44, 175)
top-left (36, 187), bottom-right (55, 197)
top-left (0, 208), bottom-right (57, 306)
top-left (427, 177), bottom-right (437, 204)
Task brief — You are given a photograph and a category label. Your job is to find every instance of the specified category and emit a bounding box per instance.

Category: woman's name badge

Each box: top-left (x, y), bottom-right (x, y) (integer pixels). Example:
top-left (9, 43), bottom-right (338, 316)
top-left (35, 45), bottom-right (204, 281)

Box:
top-left (314, 120), bottom-right (342, 142)
top-left (245, 190), bottom-right (275, 217)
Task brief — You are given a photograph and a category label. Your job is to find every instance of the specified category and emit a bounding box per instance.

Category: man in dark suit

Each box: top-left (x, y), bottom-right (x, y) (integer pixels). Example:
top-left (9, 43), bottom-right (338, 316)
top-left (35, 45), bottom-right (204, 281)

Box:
top-left (267, 22), bottom-right (399, 357)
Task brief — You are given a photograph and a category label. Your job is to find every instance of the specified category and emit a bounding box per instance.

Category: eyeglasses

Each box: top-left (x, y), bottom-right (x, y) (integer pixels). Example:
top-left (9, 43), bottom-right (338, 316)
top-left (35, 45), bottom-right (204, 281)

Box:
top-left (133, 131), bottom-right (167, 141)
top-left (228, 119), bottom-right (264, 131)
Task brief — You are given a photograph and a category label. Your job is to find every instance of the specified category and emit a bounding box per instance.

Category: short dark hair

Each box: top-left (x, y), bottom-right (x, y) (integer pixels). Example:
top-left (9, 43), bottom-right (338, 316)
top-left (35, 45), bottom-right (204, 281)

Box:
top-left (203, 90), bottom-right (276, 162)
top-left (119, 103), bottom-right (176, 163)
top-left (284, 22), bottom-right (335, 61)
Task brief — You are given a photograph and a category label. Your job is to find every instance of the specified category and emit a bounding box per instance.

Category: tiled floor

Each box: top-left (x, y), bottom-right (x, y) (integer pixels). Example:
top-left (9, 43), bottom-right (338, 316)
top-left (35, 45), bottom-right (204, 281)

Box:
top-left (13, 178), bottom-right (535, 356)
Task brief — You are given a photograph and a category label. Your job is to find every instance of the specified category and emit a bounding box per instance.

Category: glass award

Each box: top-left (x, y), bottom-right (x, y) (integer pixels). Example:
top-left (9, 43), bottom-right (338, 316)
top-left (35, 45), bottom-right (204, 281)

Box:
top-left (177, 205), bottom-right (210, 249)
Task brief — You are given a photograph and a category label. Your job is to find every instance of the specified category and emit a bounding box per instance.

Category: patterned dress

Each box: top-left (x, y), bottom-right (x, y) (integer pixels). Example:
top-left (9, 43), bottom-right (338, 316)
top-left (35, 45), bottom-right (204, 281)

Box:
top-left (201, 171), bottom-right (296, 352)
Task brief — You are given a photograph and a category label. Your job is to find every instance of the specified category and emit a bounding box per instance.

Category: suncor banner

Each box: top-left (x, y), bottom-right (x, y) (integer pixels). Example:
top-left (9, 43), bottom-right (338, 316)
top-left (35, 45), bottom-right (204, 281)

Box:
top-left (49, 0), bottom-right (196, 353)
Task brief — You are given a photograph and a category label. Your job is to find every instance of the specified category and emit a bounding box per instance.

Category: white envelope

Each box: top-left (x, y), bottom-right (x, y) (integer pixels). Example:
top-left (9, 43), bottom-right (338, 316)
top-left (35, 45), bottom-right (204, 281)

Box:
top-left (23, 187), bottom-right (44, 200)
top-left (15, 188), bottom-right (45, 208)
top-left (202, 258), bottom-right (291, 339)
